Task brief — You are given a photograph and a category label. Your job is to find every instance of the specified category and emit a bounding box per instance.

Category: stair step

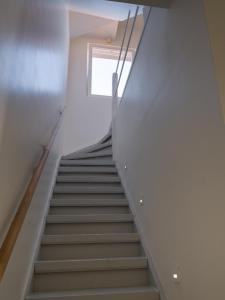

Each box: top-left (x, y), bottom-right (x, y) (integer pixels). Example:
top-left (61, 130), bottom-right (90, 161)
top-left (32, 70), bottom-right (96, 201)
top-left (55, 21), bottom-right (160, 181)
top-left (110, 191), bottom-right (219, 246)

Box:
top-left (33, 261), bottom-right (148, 292)
top-left (60, 160), bottom-right (114, 166)
top-left (42, 233), bottom-right (140, 245)
top-left (39, 233), bottom-right (141, 260)
top-left (45, 221), bottom-right (135, 235)
top-left (39, 241), bottom-right (141, 260)
top-left (46, 214), bottom-right (133, 224)
top-left (90, 142), bottom-right (112, 153)
top-left (58, 166), bottom-right (117, 174)
top-left (49, 206), bottom-right (129, 215)
top-left (62, 141), bottom-right (112, 160)
top-left (53, 185), bottom-right (124, 194)
top-left (62, 149), bottom-right (112, 160)
top-left (56, 175), bottom-right (120, 183)
top-left (35, 257), bottom-right (148, 273)
top-left (26, 287), bottom-right (159, 300)
top-left (50, 198), bottom-right (128, 207)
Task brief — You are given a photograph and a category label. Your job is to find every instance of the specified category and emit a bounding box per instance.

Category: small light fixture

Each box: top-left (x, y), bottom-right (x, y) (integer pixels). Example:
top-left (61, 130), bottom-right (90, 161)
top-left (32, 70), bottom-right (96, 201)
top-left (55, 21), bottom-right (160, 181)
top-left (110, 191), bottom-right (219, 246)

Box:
top-left (172, 268), bottom-right (181, 284)
top-left (124, 164), bottom-right (127, 170)
top-left (139, 199), bottom-right (143, 205)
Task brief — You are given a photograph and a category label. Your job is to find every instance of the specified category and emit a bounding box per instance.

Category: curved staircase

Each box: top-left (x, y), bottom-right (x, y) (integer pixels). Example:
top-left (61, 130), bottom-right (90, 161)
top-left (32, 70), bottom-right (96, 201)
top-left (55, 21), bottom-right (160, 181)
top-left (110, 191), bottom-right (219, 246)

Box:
top-left (25, 131), bottom-right (160, 300)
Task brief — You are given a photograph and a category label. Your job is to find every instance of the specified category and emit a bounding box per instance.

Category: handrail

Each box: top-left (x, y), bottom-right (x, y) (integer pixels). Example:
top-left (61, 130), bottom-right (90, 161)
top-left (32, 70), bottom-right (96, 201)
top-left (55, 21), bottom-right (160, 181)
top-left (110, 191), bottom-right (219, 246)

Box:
top-left (0, 110), bottom-right (64, 281)
top-left (114, 6), bottom-right (139, 97)
top-left (115, 10), bottom-right (131, 75)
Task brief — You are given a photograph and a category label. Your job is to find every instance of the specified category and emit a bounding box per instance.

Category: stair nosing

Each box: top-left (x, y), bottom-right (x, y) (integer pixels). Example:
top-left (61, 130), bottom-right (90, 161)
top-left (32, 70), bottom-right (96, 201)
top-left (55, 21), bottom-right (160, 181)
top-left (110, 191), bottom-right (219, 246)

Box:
top-left (26, 286), bottom-right (159, 299)
top-left (60, 160), bottom-right (115, 167)
top-left (46, 213), bottom-right (133, 224)
top-left (56, 175), bottom-right (120, 183)
top-left (41, 233), bottom-right (140, 245)
top-left (34, 257), bottom-right (148, 274)
top-left (50, 199), bottom-right (128, 207)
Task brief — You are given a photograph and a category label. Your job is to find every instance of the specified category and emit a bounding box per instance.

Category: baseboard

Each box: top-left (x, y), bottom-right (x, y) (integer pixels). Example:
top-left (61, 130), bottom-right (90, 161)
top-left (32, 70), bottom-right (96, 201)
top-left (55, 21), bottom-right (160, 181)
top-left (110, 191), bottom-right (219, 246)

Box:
top-left (115, 157), bottom-right (168, 300)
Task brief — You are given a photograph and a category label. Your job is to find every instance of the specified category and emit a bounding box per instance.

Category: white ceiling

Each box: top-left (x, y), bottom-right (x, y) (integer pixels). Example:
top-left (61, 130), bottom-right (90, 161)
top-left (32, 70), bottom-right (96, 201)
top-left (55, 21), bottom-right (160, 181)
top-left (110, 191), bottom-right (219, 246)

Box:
top-left (69, 11), bottom-right (118, 40)
top-left (67, 0), bottom-right (140, 21)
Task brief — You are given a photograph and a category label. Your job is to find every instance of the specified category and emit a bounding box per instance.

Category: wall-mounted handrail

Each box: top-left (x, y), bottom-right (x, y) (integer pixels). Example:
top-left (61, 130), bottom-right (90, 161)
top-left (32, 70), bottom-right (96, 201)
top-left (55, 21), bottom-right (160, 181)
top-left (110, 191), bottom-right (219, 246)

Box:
top-left (0, 110), bottom-right (64, 281)
top-left (114, 6), bottom-right (139, 97)
top-left (115, 10), bottom-right (131, 75)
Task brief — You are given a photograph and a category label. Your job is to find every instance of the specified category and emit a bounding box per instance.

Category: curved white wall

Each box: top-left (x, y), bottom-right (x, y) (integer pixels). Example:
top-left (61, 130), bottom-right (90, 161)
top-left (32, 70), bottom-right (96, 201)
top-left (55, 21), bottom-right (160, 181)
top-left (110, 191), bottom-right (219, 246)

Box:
top-left (63, 37), bottom-right (113, 155)
top-left (113, 1), bottom-right (225, 300)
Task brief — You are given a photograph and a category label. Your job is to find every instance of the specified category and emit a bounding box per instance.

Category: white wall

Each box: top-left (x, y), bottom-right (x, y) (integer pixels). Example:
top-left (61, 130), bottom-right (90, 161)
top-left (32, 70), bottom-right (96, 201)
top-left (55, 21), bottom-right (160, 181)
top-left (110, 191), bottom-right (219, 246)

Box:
top-left (63, 15), bottom-right (146, 156)
top-left (63, 36), bottom-right (113, 155)
top-left (0, 117), bottom-right (64, 300)
top-left (69, 11), bottom-right (118, 40)
top-left (113, 1), bottom-right (225, 300)
top-left (0, 0), bottom-right (69, 245)
top-left (204, 0), bottom-right (225, 122)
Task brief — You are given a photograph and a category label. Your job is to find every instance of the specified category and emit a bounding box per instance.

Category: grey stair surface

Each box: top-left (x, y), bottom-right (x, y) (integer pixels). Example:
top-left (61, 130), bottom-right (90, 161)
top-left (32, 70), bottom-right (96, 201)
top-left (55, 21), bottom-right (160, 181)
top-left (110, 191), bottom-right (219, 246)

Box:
top-left (60, 159), bottom-right (115, 166)
top-left (53, 184), bottom-right (123, 194)
top-left (41, 233), bottom-right (140, 244)
top-left (26, 287), bottom-right (159, 300)
top-left (26, 131), bottom-right (160, 300)
top-left (58, 166), bottom-right (117, 174)
top-left (46, 214), bottom-right (133, 224)
top-left (56, 174), bottom-right (120, 183)
top-left (62, 149), bottom-right (112, 160)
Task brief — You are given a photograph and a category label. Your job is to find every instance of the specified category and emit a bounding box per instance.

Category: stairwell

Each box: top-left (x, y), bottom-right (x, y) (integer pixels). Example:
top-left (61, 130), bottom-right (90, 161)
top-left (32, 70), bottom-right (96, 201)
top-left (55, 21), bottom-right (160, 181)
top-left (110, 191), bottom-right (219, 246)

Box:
top-left (25, 131), bottom-right (159, 300)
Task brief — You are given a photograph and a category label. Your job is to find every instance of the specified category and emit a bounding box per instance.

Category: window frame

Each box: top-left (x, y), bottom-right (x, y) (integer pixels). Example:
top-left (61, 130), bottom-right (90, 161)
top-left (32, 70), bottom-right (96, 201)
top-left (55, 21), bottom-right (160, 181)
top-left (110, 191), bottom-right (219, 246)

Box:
top-left (87, 43), bottom-right (134, 99)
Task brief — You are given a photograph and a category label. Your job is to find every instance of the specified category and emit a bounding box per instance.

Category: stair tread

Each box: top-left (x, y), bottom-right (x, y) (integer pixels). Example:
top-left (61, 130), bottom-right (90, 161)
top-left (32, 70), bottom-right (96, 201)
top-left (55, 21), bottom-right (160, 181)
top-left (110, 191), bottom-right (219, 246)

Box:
top-left (61, 149), bottom-right (112, 160)
top-left (58, 166), bottom-right (117, 174)
top-left (26, 286), bottom-right (159, 299)
top-left (42, 233), bottom-right (139, 245)
top-left (46, 214), bottom-right (133, 224)
top-left (56, 175), bottom-right (120, 183)
top-left (50, 199), bottom-right (128, 207)
top-left (60, 160), bottom-right (115, 166)
top-left (35, 257), bottom-right (148, 273)
top-left (53, 185), bottom-right (124, 194)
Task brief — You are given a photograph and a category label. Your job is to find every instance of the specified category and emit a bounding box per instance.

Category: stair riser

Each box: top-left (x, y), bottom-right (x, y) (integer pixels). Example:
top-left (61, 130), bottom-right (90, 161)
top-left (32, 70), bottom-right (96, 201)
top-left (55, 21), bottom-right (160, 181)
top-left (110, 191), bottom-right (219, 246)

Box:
top-left (55, 183), bottom-right (122, 188)
top-left (26, 291), bottom-right (160, 300)
top-left (61, 154), bottom-right (112, 160)
top-left (53, 189), bottom-right (124, 194)
top-left (60, 161), bottom-right (114, 167)
top-left (33, 269), bottom-right (149, 292)
top-left (49, 207), bottom-right (129, 215)
top-left (39, 243), bottom-right (141, 260)
top-left (70, 149), bottom-right (112, 158)
top-left (52, 193), bottom-right (126, 201)
top-left (56, 177), bottom-right (120, 183)
top-left (45, 223), bottom-right (135, 235)
top-left (58, 168), bottom-right (117, 174)
top-left (26, 291), bottom-right (159, 300)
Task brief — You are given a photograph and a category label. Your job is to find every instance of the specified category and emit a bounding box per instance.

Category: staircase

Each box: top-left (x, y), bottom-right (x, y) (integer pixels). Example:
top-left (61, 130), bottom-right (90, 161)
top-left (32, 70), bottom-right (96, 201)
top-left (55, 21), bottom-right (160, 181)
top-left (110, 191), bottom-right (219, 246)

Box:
top-left (25, 131), bottom-right (159, 300)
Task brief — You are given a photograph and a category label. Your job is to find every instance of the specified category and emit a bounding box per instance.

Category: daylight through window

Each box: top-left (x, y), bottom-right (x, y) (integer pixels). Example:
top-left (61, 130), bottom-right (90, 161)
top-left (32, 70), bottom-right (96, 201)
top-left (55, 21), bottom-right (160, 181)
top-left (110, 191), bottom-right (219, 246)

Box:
top-left (88, 45), bottom-right (132, 98)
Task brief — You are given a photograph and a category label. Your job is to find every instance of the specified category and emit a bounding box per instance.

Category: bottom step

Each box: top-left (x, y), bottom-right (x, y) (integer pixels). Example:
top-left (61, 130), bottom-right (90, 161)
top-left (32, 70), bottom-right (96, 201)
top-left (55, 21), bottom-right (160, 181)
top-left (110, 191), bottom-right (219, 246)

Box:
top-left (26, 287), bottom-right (159, 300)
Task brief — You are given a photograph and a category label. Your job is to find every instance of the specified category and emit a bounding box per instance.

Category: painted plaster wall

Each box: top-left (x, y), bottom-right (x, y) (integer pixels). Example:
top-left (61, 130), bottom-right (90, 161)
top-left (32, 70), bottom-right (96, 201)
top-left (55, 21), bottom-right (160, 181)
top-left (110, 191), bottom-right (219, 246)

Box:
top-left (113, 1), bottom-right (225, 299)
top-left (203, 0), bottom-right (225, 122)
top-left (0, 0), bottom-right (69, 244)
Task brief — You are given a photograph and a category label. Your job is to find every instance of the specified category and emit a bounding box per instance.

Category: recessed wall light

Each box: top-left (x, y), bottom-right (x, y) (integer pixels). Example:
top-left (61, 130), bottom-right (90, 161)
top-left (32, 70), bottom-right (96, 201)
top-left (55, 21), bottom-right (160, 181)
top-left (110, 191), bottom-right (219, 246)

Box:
top-left (139, 199), bottom-right (143, 205)
top-left (173, 274), bottom-right (178, 279)
top-left (124, 165), bottom-right (127, 170)
top-left (172, 269), bottom-right (181, 284)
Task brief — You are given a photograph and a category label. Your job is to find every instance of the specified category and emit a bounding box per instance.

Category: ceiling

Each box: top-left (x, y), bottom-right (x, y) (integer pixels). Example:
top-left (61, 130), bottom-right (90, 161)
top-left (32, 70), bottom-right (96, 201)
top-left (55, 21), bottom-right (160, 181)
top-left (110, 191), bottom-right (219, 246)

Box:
top-left (67, 0), bottom-right (140, 21)
top-left (69, 11), bottom-right (118, 40)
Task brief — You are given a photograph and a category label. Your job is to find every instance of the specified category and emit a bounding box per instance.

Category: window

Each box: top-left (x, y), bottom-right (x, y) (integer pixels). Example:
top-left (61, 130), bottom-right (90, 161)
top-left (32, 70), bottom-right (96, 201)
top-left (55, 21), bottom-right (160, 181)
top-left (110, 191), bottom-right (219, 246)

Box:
top-left (88, 44), bottom-right (132, 98)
